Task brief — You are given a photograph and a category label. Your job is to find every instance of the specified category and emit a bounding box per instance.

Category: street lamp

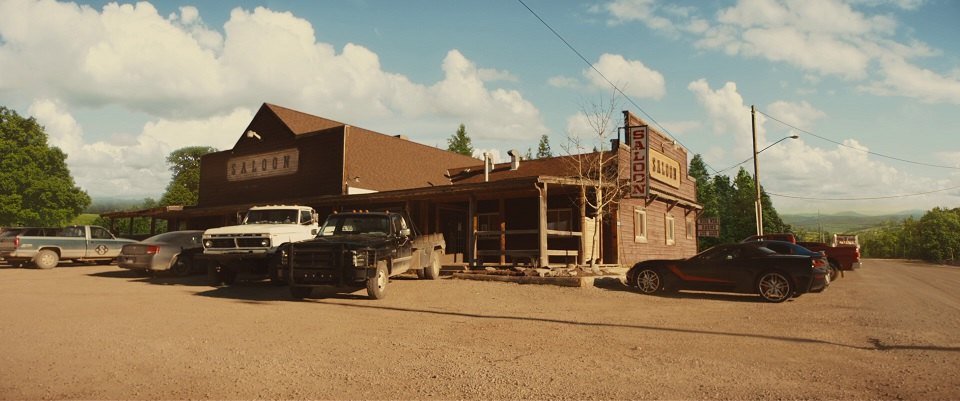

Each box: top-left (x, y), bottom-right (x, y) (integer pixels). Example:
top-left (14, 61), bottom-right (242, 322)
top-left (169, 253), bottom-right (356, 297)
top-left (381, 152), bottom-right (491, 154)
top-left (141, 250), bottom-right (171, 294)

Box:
top-left (752, 105), bottom-right (799, 237)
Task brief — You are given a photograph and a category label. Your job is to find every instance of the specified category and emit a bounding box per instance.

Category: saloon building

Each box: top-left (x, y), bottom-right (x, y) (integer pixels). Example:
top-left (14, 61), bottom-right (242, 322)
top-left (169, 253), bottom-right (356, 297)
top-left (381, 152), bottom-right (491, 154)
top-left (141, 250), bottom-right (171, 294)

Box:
top-left (105, 103), bottom-right (700, 267)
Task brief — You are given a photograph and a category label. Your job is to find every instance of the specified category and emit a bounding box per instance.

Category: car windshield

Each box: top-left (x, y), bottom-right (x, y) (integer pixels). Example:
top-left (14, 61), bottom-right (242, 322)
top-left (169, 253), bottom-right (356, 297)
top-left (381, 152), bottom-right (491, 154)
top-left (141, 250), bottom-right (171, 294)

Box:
top-left (245, 210), bottom-right (298, 224)
top-left (318, 215), bottom-right (390, 236)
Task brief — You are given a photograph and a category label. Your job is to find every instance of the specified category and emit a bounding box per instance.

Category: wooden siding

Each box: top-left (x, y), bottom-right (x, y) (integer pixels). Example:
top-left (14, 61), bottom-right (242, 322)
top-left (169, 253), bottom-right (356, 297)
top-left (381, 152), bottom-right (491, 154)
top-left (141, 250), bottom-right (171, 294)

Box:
top-left (618, 197), bottom-right (698, 265)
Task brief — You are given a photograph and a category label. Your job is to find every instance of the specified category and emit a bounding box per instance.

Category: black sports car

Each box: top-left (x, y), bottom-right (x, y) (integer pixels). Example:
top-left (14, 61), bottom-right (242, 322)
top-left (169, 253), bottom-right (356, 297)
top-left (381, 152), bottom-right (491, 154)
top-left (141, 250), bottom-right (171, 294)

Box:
top-left (752, 240), bottom-right (838, 281)
top-left (626, 242), bottom-right (830, 302)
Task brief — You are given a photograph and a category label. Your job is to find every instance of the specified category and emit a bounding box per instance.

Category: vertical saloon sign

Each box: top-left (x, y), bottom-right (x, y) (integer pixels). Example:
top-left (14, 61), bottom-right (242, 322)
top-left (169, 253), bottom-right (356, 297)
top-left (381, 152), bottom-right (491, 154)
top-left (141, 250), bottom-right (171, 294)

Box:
top-left (630, 126), bottom-right (649, 198)
top-left (227, 148), bottom-right (299, 181)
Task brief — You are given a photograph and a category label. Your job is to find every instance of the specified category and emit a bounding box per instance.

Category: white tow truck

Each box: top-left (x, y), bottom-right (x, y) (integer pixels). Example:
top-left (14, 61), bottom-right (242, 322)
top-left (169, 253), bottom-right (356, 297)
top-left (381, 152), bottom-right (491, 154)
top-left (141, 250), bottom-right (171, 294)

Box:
top-left (201, 205), bottom-right (319, 285)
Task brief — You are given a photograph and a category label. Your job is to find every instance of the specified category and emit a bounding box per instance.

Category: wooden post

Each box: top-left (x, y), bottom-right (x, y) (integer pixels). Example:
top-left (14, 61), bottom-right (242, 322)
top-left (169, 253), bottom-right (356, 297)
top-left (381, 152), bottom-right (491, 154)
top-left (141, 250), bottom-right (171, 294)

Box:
top-left (499, 198), bottom-right (506, 265)
top-left (467, 195), bottom-right (477, 267)
top-left (579, 185), bottom-right (586, 265)
top-left (149, 217), bottom-right (157, 235)
top-left (538, 183), bottom-right (548, 268)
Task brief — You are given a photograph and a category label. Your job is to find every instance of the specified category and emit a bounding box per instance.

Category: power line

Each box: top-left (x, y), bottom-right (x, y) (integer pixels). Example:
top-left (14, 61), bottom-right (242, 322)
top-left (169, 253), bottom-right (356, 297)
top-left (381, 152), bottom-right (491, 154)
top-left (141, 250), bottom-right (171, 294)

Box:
top-left (515, 0), bottom-right (717, 174)
top-left (757, 109), bottom-right (960, 170)
top-left (769, 184), bottom-right (960, 201)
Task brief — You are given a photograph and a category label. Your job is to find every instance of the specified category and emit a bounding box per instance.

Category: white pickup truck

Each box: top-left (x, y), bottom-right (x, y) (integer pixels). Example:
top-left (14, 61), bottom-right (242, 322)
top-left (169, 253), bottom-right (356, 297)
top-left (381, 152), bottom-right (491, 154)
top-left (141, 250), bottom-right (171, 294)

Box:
top-left (201, 205), bottom-right (319, 285)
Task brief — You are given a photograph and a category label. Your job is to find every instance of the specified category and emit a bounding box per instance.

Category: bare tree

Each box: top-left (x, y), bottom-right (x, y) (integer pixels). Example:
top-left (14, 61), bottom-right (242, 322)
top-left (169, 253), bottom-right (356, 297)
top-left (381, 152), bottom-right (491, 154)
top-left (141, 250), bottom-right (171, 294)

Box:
top-left (562, 92), bottom-right (630, 269)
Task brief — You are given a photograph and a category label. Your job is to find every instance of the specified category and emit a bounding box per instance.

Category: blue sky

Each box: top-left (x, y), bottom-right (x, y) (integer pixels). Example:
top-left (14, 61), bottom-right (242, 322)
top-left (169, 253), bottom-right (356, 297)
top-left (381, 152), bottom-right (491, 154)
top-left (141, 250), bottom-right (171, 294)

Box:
top-left (1, 0), bottom-right (958, 214)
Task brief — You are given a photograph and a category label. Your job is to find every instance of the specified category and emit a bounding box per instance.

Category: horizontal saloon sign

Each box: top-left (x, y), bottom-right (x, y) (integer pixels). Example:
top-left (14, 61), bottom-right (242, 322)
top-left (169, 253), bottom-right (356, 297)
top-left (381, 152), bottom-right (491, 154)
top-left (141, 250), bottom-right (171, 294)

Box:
top-left (227, 148), bottom-right (299, 182)
top-left (649, 149), bottom-right (680, 188)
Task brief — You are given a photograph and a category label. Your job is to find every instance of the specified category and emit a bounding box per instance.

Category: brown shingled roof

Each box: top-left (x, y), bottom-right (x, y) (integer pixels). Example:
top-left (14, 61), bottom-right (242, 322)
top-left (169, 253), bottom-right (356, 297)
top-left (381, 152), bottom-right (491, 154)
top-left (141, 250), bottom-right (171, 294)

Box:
top-left (265, 103), bottom-right (345, 135)
top-left (447, 153), bottom-right (614, 184)
top-left (344, 127), bottom-right (480, 191)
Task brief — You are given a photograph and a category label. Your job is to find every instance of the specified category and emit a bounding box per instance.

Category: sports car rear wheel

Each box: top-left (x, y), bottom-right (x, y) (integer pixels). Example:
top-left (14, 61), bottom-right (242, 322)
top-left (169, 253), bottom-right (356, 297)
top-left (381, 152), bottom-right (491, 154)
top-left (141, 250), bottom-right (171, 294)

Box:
top-left (634, 268), bottom-right (662, 294)
top-left (758, 272), bottom-right (793, 303)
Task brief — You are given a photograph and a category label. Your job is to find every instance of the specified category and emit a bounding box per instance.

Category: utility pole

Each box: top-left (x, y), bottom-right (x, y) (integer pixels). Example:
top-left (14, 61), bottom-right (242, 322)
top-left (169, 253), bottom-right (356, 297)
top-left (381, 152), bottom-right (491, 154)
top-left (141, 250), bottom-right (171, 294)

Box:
top-left (751, 105), bottom-right (762, 236)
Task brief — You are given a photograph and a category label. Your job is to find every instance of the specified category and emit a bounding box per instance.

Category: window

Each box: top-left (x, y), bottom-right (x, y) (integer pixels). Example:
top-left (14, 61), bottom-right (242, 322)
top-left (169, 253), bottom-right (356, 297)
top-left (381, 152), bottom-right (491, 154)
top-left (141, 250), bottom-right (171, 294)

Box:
top-left (686, 216), bottom-right (695, 240)
top-left (477, 213), bottom-right (499, 232)
top-left (665, 214), bottom-right (675, 246)
top-left (633, 207), bottom-right (647, 243)
top-left (91, 227), bottom-right (112, 239)
top-left (547, 208), bottom-right (572, 231)
top-left (299, 210), bottom-right (312, 225)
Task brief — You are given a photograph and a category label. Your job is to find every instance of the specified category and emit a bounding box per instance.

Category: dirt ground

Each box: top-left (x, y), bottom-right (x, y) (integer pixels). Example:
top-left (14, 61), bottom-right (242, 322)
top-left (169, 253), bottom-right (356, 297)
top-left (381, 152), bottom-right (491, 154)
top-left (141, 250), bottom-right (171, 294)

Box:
top-left (0, 258), bottom-right (958, 400)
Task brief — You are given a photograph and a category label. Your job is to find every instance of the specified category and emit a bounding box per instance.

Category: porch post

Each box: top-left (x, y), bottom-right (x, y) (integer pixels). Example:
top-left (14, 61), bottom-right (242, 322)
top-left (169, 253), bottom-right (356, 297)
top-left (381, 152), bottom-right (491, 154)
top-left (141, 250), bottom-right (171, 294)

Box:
top-left (499, 198), bottom-right (506, 265)
top-left (467, 195), bottom-right (477, 267)
top-left (579, 185), bottom-right (586, 265)
top-left (538, 182), bottom-right (548, 268)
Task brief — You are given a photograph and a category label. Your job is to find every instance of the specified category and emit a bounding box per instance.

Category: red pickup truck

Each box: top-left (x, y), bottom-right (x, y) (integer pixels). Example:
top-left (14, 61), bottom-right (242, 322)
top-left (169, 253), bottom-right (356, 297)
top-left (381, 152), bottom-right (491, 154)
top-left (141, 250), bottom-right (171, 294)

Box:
top-left (797, 237), bottom-right (862, 272)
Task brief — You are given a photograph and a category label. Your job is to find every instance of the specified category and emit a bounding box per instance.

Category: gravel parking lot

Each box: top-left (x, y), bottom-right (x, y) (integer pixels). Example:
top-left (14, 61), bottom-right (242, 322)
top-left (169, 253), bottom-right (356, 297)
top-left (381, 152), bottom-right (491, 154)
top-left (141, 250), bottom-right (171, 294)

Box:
top-left (0, 258), bottom-right (958, 399)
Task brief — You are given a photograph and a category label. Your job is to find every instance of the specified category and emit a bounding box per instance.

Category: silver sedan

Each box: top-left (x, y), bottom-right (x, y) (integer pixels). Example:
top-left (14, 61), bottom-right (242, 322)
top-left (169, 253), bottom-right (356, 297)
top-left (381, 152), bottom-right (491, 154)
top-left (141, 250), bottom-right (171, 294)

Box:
top-left (118, 230), bottom-right (205, 276)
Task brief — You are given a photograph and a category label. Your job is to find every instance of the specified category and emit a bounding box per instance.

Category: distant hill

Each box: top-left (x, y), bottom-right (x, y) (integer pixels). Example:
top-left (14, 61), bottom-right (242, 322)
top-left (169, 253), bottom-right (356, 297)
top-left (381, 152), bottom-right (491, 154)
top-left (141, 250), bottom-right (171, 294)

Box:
top-left (781, 210), bottom-right (923, 234)
top-left (84, 196), bottom-right (157, 214)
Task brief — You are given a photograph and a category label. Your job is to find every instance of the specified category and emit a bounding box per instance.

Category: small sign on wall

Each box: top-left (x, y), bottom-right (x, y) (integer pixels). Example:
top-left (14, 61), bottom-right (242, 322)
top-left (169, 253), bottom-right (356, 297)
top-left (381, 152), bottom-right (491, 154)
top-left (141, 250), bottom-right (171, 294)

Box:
top-left (227, 148), bottom-right (299, 181)
top-left (697, 217), bottom-right (720, 237)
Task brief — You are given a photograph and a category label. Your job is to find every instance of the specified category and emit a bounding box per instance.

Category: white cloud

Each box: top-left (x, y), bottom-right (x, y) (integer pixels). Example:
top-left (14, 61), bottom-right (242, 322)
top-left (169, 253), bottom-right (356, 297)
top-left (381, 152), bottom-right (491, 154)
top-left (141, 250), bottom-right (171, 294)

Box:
top-left (547, 76), bottom-right (582, 89)
top-left (597, 0), bottom-right (704, 36)
top-left (593, 0), bottom-right (960, 105)
top-left (478, 68), bottom-right (519, 83)
top-left (585, 53), bottom-right (666, 100)
top-left (28, 99), bottom-right (252, 198)
top-left (687, 78), bottom-right (959, 212)
top-left (861, 56), bottom-right (960, 104)
top-left (660, 120), bottom-right (702, 136)
top-left (0, 1), bottom-right (550, 197)
top-left (687, 79), bottom-right (756, 144)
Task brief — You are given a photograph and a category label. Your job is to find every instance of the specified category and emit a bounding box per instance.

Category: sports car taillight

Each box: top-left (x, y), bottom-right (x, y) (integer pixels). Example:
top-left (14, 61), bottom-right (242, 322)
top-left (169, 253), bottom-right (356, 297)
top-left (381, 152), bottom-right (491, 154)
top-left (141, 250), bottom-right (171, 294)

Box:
top-left (146, 245), bottom-right (160, 254)
top-left (813, 258), bottom-right (826, 268)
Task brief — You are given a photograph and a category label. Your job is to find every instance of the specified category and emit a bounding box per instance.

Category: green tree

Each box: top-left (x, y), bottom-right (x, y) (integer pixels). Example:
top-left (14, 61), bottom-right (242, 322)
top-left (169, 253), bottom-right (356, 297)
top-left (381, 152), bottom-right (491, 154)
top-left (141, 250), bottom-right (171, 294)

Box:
top-left (710, 174), bottom-right (735, 245)
top-left (688, 155), bottom-right (717, 250)
top-left (759, 185), bottom-right (790, 234)
top-left (536, 134), bottom-right (553, 158)
top-left (916, 207), bottom-right (960, 263)
top-left (0, 106), bottom-right (90, 226)
top-left (159, 146), bottom-right (217, 206)
top-left (729, 168), bottom-right (759, 241)
top-left (93, 197), bottom-right (166, 237)
top-left (446, 124), bottom-right (473, 156)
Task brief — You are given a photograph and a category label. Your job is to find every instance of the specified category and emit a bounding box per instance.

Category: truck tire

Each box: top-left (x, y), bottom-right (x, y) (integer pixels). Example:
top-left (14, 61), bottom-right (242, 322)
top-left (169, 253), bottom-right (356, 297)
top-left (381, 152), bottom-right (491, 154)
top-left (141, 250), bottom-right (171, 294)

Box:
top-left (290, 286), bottom-right (312, 299)
top-left (170, 255), bottom-right (192, 277)
top-left (34, 249), bottom-right (59, 270)
top-left (423, 250), bottom-right (441, 280)
top-left (366, 261), bottom-right (388, 300)
top-left (268, 256), bottom-right (286, 286)
top-left (207, 264), bottom-right (237, 286)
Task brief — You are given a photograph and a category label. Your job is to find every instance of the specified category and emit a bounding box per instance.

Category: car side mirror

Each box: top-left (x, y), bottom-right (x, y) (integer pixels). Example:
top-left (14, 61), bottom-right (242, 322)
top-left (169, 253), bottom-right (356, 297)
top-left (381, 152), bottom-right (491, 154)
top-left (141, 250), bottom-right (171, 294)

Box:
top-left (401, 228), bottom-right (411, 236)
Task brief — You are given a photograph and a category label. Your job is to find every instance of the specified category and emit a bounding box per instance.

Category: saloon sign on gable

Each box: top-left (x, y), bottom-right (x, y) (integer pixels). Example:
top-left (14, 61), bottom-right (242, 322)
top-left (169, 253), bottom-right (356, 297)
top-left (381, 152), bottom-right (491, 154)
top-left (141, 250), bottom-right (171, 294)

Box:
top-left (649, 148), bottom-right (681, 188)
top-left (227, 148), bottom-right (300, 182)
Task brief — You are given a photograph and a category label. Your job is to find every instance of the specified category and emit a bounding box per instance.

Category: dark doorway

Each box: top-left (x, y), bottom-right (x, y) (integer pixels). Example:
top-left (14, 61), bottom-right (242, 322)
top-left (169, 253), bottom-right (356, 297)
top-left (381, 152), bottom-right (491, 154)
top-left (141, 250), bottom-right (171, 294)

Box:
top-left (438, 206), bottom-right (468, 263)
